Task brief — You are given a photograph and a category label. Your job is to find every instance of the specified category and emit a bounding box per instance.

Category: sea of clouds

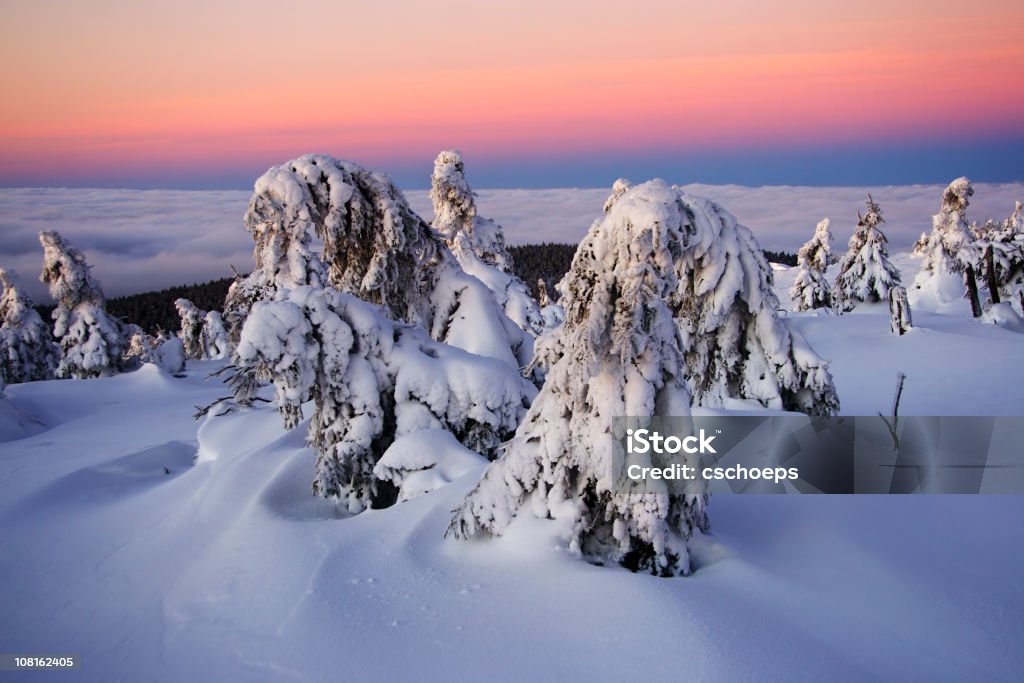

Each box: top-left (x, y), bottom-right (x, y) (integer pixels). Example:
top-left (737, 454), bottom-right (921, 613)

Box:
top-left (1, 182), bottom-right (1022, 302)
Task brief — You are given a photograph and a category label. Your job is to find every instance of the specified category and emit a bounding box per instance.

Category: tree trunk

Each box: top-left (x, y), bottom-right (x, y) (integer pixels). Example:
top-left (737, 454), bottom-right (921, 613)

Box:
top-left (888, 286), bottom-right (912, 335)
top-left (965, 264), bottom-right (982, 318)
top-left (984, 245), bottom-right (1000, 305)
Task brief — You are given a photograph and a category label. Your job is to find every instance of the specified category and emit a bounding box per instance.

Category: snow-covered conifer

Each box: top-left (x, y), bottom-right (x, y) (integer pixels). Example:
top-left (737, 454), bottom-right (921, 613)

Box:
top-left (175, 298), bottom-right (208, 360)
top-left (963, 201), bottom-right (1024, 307)
top-left (833, 196), bottom-right (901, 311)
top-left (430, 151), bottom-right (478, 243)
top-left (912, 231), bottom-right (930, 257)
top-left (912, 178), bottom-right (976, 307)
top-left (175, 299), bottom-right (229, 360)
top-left (223, 269), bottom-right (270, 345)
top-left (448, 180), bottom-right (838, 575)
top-left (603, 178), bottom-right (633, 212)
top-left (124, 327), bottom-right (155, 367)
top-left (0, 268), bottom-right (59, 384)
top-left (536, 277), bottom-right (566, 331)
top-left (430, 150), bottom-right (543, 335)
top-left (204, 311), bottom-right (230, 359)
top-left (789, 218), bottom-right (835, 311)
top-left (232, 286), bottom-right (535, 512)
top-left (38, 231), bottom-right (126, 379)
top-left (231, 154), bottom-right (531, 367)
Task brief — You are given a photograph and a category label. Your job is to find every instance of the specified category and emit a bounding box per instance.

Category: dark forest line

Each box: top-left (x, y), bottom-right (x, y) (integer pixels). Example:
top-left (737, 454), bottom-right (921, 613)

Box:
top-left (35, 244), bottom-right (797, 334)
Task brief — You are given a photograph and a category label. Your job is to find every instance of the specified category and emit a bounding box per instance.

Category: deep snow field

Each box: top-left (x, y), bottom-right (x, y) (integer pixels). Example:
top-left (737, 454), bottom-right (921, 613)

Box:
top-left (2, 224), bottom-right (1024, 681)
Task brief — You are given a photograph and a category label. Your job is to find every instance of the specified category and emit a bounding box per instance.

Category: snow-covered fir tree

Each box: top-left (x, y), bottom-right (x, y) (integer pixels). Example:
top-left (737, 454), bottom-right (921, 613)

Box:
top-left (232, 285), bottom-right (535, 512)
top-left (448, 180), bottom-right (839, 576)
top-left (174, 299), bottom-right (229, 361)
top-left (912, 177), bottom-right (976, 307)
top-left (225, 154), bottom-right (531, 368)
top-left (539, 180), bottom-right (838, 414)
top-left (124, 327), bottom-right (156, 367)
top-left (175, 298), bottom-right (208, 360)
top-left (536, 277), bottom-right (566, 331)
top-left (833, 196), bottom-right (901, 311)
top-left (963, 201), bottom-right (1024, 306)
top-left (223, 267), bottom-right (270, 345)
top-left (204, 311), bottom-right (230, 359)
top-left (430, 150), bottom-right (543, 335)
top-left (222, 154), bottom-right (541, 510)
top-left (789, 218), bottom-right (835, 311)
top-left (0, 268), bottom-right (59, 384)
top-left (38, 231), bottom-right (126, 379)
top-left (603, 177), bottom-right (633, 212)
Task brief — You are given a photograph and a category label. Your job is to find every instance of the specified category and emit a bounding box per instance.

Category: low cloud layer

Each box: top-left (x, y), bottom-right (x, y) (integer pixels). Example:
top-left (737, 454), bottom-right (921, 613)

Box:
top-left (2, 182), bottom-right (1022, 304)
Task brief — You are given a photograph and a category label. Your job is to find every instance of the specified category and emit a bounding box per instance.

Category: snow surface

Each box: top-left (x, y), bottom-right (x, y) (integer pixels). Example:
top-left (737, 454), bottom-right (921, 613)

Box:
top-left (3, 252), bottom-right (1024, 679)
top-left (775, 253), bottom-right (1024, 415)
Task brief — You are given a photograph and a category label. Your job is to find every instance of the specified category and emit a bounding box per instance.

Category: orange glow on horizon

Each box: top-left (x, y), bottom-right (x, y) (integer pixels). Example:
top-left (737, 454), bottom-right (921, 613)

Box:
top-left (2, 0), bottom-right (1023, 181)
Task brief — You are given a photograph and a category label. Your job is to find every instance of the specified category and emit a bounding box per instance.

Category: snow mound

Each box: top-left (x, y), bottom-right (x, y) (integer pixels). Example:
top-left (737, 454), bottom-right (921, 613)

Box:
top-left (154, 336), bottom-right (186, 374)
top-left (981, 302), bottom-right (1024, 332)
top-left (0, 392), bottom-right (47, 442)
top-left (24, 441), bottom-right (196, 509)
top-left (374, 429), bottom-right (487, 503)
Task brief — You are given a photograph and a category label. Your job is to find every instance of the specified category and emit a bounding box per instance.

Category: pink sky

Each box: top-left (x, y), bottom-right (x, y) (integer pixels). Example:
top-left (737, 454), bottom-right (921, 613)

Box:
top-left (1, 0), bottom-right (1022, 186)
